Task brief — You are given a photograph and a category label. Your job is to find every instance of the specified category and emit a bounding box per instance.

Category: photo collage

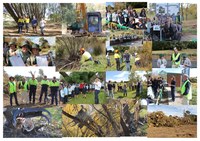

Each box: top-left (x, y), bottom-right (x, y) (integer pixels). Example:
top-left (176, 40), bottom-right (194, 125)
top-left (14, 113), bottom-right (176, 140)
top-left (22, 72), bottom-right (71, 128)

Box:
top-left (3, 2), bottom-right (197, 138)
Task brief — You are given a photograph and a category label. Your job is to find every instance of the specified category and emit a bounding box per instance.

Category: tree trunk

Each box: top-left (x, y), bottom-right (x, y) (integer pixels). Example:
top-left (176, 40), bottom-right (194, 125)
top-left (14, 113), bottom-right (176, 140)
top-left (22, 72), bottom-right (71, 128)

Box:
top-left (62, 110), bottom-right (104, 137)
top-left (3, 3), bottom-right (18, 23)
top-left (102, 104), bottom-right (121, 137)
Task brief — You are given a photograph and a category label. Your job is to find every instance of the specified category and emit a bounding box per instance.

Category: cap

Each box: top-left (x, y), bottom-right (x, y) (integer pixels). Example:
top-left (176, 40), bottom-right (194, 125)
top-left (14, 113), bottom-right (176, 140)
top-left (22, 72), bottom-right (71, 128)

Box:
top-left (31, 44), bottom-right (41, 51)
top-left (8, 41), bottom-right (16, 47)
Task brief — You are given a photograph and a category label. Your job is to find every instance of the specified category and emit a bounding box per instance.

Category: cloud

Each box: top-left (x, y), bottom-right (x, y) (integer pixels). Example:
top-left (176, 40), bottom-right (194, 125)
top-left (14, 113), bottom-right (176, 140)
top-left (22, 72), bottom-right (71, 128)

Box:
top-left (114, 71), bottom-right (130, 78)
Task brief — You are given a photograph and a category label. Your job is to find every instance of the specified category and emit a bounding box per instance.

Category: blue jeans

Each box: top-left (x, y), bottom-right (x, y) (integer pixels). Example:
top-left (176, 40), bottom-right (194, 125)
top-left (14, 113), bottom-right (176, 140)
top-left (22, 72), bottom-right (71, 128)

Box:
top-left (94, 90), bottom-right (100, 104)
top-left (40, 26), bottom-right (45, 35)
top-left (125, 62), bottom-right (130, 71)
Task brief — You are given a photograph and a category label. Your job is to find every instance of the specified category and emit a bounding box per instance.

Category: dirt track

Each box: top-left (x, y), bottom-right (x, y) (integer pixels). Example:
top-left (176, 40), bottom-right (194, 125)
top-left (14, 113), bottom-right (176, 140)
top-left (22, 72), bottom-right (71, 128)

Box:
top-left (147, 125), bottom-right (197, 138)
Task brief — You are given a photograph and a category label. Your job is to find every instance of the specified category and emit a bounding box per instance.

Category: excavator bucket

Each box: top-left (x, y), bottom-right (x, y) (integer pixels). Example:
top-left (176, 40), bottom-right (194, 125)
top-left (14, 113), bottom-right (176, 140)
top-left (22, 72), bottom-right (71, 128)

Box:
top-left (12, 108), bottom-right (52, 128)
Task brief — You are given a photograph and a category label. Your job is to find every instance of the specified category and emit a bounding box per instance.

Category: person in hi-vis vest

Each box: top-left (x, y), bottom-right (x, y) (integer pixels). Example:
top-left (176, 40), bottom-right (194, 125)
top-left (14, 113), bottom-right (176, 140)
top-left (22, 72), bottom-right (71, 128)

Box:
top-left (39, 75), bottom-right (49, 104)
top-left (18, 77), bottom-right (29, 104)
top-left (8, 76), bottom-right (19, 106)
top-left (171, 47), bottom-right (181, 68)
top-left (49, 77), bottom-right (60, 106)
top-left (28, 75), bottom-right (38, 104)
top-left (181, 74), bottom-right (192, 105)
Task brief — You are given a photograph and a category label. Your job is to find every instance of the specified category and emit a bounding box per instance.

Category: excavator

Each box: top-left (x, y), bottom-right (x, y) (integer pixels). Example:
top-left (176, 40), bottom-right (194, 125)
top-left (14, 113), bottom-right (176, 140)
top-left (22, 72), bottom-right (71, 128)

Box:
top-left (69, 3), bottom-right (103, 36)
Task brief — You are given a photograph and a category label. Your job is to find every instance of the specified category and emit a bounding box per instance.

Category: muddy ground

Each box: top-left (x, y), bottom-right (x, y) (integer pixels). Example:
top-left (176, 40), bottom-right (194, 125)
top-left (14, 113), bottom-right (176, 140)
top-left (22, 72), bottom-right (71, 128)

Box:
top-left (147, 124), bottom-right (197, 138)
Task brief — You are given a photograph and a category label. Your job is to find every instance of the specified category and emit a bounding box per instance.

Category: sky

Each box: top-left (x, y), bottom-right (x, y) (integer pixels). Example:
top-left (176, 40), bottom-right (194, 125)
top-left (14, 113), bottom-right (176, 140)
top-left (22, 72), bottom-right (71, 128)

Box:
top-left (106, 71), bottom-right (147, 82)
top-left (152, 68), bottom-right (197, 77)
top-left (4, 67), bottom-right (60, 79)
top-left (148, 105), bottom-right (197, 117)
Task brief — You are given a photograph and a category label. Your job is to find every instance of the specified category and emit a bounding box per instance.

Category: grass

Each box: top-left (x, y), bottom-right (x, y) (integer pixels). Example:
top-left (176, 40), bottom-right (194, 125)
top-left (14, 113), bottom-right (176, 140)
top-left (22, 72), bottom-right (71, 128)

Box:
top-left (152, 49), bottom-right (197, 54)
top-left (106, 55), bottom-right (151, 71)
top-left (112, 86), bottom-right (147, 100)
top-left (182, 20), bottom-right (197, 35)
top-left (190, 83), bottom-right (197, 105)
top-left (46, 107), bottom-right (62, 128)
top-left (60, 55), bottom-right (107, 72)
top-left (67, 91), bottom-right (107, 104)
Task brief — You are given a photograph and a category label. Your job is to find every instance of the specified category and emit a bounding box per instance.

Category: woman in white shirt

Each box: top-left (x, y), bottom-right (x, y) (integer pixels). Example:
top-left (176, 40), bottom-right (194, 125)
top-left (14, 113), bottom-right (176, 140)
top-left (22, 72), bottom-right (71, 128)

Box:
top-left (40, 18), bottom-right (46, 35)
top-left (93, 78), bottom-right (101, 104)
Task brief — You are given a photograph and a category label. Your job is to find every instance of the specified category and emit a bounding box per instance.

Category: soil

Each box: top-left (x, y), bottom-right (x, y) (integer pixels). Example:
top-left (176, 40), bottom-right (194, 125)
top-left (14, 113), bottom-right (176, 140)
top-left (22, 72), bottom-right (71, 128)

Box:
top-left (147, 125), bottom-right (197, 138)
top-left (3, 21), bottom-right (62, 36)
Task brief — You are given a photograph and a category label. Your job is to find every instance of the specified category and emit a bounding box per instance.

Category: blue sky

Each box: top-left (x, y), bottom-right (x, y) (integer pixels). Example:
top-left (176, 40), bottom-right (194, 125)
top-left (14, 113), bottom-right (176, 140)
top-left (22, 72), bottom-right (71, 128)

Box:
top-left (106, 71), bottom-right (147, 82)
top-left (148, 105), bottom-right (197, 117)
top-left (106, 2), bottom-right (114, 7)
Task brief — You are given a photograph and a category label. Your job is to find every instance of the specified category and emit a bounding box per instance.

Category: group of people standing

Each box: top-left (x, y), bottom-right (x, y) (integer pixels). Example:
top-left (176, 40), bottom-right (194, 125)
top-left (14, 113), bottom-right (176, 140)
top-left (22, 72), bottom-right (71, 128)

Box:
top-left (106, 81), bottom-right (143, 98)
top-left (106, 7), bottom-right (147, 29)
top-left (146, 12), bottom-right (182, 41)
top-left (17, 15), bottom-right (46, 35)
top-left (157, 47), bottom-right (192, 75)
top-left (7, 75), bottom-right (60, 106)
top-left (7, 75), bottom-right (103, 106)
top-left (147, 74), bottom-right (192, 105)
top-left (60, 78), bottom-right (102, 104)
top-left (107, 49), bottom-right (138, 71)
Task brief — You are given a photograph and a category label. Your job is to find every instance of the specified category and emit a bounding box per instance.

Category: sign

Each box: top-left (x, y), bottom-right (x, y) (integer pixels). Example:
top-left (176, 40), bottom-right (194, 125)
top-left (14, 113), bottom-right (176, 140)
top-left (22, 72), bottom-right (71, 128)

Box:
top-left (153, 25), bottom-right (161, 31)
top-left (9, 55), bottom-right (25, 66)
top-left (36, 56), bottom-right (48, 66)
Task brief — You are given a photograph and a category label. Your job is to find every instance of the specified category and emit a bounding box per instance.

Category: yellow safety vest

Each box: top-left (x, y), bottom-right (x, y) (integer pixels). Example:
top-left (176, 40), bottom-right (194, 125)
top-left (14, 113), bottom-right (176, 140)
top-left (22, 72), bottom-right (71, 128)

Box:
top-left (82, 51), bottom-right (92, 62)
top-left (172, 53), bottom-right (181, 65)
top-left (18, 18), bottom-right (24, 23)
top-left (41, 80), bottom-right (49, 85)
top-left (49, 81), bottom-right (60, 87)
top-left (28, 79), bottom-right (38, 86)
top-left (8, 81), bottom-right (16, 93)
top-left (24, 18), bottom-right (30, 23)
top-left (20, 81), bottom-right (28, 91)
top-left (181, 79), bottom-right (192, 100)
top-left (114, 53), bottom-right (120, 59)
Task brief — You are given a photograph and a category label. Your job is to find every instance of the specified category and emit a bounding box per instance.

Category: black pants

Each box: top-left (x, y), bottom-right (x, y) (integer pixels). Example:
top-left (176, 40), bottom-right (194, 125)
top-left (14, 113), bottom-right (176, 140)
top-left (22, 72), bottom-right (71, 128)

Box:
top-left (95, 90), bottom-right (100, 104)
top-left (39, 89), bottom-right (48, 103)
top-left (171, 88), bottom-right (175, 101)
top-left (63, 95), bottom-right (68, 104)
top-left (10, 92), bottom-right (19, 106)
top-left (29, 88), bottom-right (36, 104)
top-left (51, 90), bottom-right (58, 105)
top-left (115, 59), bottom-right (120, 71)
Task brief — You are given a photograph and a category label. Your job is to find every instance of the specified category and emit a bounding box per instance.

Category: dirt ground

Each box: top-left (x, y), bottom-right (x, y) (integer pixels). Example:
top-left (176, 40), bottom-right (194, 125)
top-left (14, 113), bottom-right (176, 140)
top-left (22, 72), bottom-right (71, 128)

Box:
top-left (3, 21), bottom-right (62, 36)
top-left (3, 87), bottom-right (64, 108)
top-left (147, 124), bottom-right (197, 138)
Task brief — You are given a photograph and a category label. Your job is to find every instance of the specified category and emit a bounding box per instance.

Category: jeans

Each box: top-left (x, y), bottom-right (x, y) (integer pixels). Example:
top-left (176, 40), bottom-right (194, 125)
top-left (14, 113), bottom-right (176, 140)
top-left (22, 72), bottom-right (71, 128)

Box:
top-left (108, 90), bottom-right (113, 98)
top-left (18, 25), bottom-right (23, 33)
top-left (94, 90), bottom-right (100, 104)
top-left (107, 58), bottom-right (111, 67)
top-left (29, 88), bottom-right (36, 104)
top-left (10, 92), bottom-right (19, 106)
top-left (39, 89), bottom-right (48, 103)
top-left (40, 26), bottom-right (45, 35)
top-left (125, 62), bottom-right (130, 71)
top-left (171, 88), bottom-right (175, 101)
